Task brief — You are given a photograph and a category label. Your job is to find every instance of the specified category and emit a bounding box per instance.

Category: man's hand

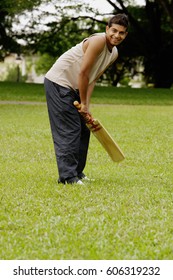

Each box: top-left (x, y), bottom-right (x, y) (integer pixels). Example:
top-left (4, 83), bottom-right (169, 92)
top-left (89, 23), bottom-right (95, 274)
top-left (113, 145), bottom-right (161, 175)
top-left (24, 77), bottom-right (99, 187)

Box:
top-left (79, 103), bottom-right (88, 113)
top-left (73, 101), bottom-right (91, 122)
top-left (73, 101), bottom-right (101, 132)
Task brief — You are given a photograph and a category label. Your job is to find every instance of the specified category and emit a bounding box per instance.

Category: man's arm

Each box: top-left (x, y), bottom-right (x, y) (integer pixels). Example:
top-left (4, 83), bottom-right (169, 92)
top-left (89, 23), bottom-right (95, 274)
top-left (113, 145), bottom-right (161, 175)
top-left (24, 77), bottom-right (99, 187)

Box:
top-left (78, 36), bottom-right (105, 115)
top-left (86, 81), bottom-right (96, 109)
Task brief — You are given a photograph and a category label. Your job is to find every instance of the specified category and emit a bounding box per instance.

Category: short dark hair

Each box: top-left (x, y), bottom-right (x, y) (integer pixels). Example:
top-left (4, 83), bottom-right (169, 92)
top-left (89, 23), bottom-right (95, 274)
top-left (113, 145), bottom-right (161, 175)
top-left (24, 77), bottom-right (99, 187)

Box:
top-left (108, 14), bottom-right (129, 30)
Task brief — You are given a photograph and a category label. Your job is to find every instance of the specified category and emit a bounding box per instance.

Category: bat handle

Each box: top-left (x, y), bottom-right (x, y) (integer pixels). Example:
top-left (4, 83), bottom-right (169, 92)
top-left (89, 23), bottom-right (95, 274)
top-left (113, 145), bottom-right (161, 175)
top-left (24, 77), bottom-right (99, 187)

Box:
top-left (73, 101), bottom-right (81, 110)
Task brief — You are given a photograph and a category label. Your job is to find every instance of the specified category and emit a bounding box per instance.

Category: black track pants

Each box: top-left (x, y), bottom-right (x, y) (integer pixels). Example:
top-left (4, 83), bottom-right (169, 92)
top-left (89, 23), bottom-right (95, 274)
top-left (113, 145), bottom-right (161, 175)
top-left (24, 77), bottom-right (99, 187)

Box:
top-left (44, 78), bottom-right (90, 182)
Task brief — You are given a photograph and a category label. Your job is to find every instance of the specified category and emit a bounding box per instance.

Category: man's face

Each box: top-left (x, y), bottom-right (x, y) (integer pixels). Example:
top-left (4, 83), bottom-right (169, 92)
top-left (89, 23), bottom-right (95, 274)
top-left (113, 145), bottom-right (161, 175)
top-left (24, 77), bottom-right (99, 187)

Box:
top-left (106, 23), bottom-right (128, 47)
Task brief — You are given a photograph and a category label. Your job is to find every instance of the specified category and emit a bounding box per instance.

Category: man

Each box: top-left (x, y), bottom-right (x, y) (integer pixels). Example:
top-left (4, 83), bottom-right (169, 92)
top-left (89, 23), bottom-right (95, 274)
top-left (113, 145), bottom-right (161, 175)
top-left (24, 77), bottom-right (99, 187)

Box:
top-left (44, 13), bottom-right (129, 184)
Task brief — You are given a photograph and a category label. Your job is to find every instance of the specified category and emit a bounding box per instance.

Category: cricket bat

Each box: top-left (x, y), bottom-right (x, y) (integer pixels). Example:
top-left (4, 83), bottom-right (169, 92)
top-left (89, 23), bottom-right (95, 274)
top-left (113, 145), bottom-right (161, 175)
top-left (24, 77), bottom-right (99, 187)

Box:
top-left (74, 101), bottom-right (125, 162)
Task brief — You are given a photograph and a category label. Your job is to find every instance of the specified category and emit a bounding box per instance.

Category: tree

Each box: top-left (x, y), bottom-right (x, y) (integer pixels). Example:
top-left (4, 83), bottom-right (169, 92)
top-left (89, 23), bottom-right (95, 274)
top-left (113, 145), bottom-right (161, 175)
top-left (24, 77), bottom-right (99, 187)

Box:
top-left (144, 0), bottom-right (173, 87)
top-left (0, 0), bottom-right (44, 59)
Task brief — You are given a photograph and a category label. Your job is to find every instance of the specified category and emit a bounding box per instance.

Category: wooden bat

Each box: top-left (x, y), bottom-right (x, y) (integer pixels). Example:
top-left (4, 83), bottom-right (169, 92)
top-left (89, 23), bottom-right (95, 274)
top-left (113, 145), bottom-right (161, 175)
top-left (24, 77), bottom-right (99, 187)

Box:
top-left (74, 101), bottom-right (125, 162)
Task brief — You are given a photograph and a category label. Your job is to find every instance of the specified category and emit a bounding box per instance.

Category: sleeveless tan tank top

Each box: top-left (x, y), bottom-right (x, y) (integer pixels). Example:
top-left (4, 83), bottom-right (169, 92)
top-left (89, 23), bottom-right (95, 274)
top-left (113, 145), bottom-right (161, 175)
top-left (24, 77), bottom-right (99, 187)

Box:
top-left (45, 33), bottom-right (118, 90)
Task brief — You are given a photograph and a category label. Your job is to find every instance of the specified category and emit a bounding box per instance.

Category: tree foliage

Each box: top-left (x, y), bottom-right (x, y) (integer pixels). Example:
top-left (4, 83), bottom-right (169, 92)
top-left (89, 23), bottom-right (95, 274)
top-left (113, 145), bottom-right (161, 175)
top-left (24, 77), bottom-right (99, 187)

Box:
top-left (0, 0), bottom-right (44, 58)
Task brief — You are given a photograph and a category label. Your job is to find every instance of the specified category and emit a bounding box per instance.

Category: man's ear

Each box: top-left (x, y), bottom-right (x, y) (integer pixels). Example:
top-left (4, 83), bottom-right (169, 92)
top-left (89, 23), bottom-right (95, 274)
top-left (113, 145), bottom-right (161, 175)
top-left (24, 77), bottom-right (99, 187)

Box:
top-left (106, 25), bottom-right (109, 33)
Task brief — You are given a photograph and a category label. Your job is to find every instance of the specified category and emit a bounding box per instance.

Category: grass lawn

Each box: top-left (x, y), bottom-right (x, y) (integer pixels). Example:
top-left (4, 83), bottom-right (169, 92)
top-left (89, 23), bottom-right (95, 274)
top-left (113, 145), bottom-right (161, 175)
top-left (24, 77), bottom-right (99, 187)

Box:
top-left (0, 82), bottom-right (173, 260)
top-left (0, 81), bottom-right (173, 105)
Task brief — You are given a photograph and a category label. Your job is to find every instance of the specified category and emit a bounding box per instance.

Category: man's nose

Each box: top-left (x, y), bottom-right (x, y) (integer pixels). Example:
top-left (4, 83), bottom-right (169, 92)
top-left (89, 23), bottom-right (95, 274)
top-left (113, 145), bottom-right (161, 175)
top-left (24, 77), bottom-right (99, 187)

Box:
top-left (115, 31), bottom-right (120, 38)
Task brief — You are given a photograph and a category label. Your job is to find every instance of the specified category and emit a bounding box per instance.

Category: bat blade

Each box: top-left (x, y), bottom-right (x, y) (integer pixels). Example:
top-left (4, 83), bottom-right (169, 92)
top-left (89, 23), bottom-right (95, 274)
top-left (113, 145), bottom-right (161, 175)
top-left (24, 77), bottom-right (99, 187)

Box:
top-left (91, 119), bottom-right (125, 162)
top-left (73, 101), bottom-right (125, 162)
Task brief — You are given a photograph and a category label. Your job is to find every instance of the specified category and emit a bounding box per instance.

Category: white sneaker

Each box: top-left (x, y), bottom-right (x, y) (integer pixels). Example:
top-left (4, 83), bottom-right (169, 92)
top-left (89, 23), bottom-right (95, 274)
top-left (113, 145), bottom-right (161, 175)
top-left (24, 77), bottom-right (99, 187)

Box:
top-left (76, 179), bottom-right (85, 185)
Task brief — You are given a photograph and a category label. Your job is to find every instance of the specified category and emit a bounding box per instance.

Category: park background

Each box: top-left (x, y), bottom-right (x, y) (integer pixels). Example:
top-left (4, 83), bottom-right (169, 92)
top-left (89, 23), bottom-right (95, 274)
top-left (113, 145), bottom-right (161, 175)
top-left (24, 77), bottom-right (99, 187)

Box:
top-left (0, 0), bottom-right (173, 260)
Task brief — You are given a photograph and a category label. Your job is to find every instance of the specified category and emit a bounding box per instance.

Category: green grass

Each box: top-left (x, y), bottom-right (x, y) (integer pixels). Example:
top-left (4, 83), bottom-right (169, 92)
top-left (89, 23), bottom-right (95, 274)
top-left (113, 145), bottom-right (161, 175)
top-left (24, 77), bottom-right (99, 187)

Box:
top-left (0, 82), bottom-right (46, 101)
top-left (93, 86), bottom-right (173, 105)
top-left (0, 82), bottom-right (173, 260)
top-left (0, 81), bottom-right (173, 105)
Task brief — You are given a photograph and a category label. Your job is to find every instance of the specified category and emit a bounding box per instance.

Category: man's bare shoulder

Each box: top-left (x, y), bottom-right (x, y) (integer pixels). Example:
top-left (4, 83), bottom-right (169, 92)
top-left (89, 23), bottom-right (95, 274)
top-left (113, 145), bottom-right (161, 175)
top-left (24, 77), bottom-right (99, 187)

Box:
top-left (83, 34), bottom-right (106, 53)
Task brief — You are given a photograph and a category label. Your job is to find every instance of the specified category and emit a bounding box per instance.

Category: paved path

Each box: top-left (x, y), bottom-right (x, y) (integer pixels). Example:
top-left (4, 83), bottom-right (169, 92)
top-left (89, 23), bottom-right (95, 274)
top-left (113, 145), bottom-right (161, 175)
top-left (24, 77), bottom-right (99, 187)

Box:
top-left (0, 100), bottom-right (46, 105)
